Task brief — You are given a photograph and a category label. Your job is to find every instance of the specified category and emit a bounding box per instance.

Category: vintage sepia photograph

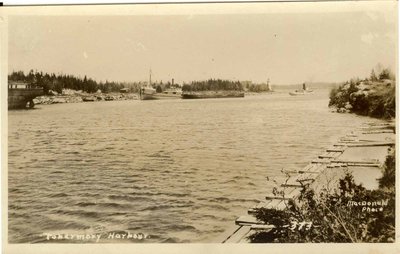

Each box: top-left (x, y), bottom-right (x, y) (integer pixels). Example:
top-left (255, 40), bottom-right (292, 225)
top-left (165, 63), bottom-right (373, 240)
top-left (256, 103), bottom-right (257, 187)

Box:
top-left (1, 0), bottom-right (398, 252)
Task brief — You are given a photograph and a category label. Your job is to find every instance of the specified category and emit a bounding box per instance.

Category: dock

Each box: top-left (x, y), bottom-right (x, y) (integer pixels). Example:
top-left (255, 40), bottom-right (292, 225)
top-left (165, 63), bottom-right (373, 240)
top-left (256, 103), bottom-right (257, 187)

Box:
top-left (8, 82), bottom-right (44, 109)
top-left (220, 121), bottom-right (395, 243)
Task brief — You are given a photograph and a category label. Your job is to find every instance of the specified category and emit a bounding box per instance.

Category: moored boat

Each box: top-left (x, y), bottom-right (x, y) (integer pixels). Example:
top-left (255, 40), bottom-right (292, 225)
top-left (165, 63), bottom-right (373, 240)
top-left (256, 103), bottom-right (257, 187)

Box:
top-left (82, 96), bottom-right (96, 102)
top-left (181, 91), bottom-right (245, 99)
top-left (139, 69), bottom-right (157, 100)
top-left (153, 89), bottom-right (182, 99)
top-left (289, 83), bottom-right (314, 96)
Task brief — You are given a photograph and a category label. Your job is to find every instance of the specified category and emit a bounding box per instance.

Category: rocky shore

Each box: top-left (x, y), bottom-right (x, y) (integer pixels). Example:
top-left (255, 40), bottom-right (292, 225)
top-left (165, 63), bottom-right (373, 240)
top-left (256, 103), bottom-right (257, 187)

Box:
top-left (329, 79), bottom-right (395, 118)
top-left (33, 90), bottom-right (138, 105)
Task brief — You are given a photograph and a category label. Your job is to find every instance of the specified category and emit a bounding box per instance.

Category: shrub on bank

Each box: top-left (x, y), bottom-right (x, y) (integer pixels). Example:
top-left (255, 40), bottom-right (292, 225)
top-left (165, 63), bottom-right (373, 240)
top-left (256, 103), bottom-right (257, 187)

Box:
top-left (249, 148), bottom-right (395, 243)
top-left (329, 68), bottom-right (395, 119)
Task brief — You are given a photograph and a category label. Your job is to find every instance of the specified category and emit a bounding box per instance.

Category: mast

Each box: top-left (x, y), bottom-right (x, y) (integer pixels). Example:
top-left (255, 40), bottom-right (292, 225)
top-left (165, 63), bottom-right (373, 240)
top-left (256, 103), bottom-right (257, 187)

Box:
top-left (149, 69), bottom-right (152, 87)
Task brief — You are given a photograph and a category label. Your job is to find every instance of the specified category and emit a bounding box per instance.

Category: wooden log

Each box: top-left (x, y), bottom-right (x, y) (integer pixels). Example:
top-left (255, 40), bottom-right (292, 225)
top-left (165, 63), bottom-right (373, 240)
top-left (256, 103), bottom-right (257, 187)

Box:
top-left (283, 169), bottom-right (320, 174)
top-left (311, 159), bottom-right (331, 164)
top-left (318, 152), bottom-right (334, 159)
top-left (319, 154), bottom-right (337, 159)
top-left (327, 163), bottom-right (346, 168)
top-left (333, 143), bottom-right (347, 147)
top-left (347, 142), bottom-right (394, 147)
top-left (332, 159), bottom-right (379, 164)
top-left (362, 131), bottom-right (394, 134)
top-left (326, 148), bottom-right (345, 152)
top-left (344, 163), bottom-right (381, 167)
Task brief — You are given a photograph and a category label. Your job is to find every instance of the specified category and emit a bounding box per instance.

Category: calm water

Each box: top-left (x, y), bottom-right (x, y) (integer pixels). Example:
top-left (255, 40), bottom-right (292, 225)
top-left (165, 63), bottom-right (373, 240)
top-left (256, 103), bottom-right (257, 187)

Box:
top-left (8, 89), bottom-right (381, 243)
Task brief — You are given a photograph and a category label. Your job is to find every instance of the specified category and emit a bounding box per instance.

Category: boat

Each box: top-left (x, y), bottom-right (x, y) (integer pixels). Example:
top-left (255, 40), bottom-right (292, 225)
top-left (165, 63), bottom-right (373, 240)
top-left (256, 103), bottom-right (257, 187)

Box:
top-left (153, 88), bottom-right (182, 99)
top-left (104, 95), bottom-right (115, 101)
top-left (181, 90), bottom-right (245, 99)
top-left (289, 83), bottom-right (314, 96)
top-left (8, 81), bottom-right (44, 109)
top-left (139, 69), bottom-right (157, 100)
top-left (82, 96), bottom-right (96, 102)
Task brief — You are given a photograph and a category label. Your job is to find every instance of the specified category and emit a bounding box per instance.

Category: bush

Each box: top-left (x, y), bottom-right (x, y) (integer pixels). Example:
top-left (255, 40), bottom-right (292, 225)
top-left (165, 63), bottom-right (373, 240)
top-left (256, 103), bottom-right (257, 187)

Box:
top-left (249, 150), bottom-right (396, 243)
top-left (329, 81), bottom-right (395, 119)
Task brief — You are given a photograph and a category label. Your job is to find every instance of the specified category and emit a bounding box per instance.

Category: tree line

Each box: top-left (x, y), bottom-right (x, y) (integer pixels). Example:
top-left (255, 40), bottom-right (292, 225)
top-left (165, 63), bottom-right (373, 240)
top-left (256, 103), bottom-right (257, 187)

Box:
top-left (8, 70), bottom-right (145, 94)
top-left (182, 79), bottom-right (244, 92)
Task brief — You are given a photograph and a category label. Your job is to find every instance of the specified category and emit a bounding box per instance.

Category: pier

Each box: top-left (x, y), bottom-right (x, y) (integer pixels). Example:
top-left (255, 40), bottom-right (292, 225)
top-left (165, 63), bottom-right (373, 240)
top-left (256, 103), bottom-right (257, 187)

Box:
top-left (8, 82), bottom-right (44, 109)
top-left (220, 121), bottom-right (395, 243)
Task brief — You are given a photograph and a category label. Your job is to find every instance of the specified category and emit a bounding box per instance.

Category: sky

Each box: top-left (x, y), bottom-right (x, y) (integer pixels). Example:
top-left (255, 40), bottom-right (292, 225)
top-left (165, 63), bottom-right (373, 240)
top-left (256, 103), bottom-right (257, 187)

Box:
top-left (8, 3), bottom-right (397, 85)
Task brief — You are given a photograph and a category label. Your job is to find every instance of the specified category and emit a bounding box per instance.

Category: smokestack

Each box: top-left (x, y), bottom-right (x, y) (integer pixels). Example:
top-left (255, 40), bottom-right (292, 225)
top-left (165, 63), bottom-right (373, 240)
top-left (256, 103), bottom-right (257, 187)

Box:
top-left (172, 78), bottom-right (174, 86)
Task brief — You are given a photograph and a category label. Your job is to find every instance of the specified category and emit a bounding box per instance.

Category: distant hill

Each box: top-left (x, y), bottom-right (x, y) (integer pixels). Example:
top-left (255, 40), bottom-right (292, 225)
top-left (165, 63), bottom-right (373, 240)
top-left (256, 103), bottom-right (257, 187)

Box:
top-left (272, 82), bottom-right (339, 91)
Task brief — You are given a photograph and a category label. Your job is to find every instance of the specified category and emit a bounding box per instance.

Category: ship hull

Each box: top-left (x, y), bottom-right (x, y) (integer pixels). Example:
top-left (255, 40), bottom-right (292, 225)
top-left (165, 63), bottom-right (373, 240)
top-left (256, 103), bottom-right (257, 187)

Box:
top-left (181, 91), bottom-right (245, 99)
top-left (139, 93), bottom-right (157, 100)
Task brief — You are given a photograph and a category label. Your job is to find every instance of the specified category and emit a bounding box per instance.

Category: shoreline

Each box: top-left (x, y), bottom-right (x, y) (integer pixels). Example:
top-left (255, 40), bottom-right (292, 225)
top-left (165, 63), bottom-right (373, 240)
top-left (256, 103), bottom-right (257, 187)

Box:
top-left (30, 90), bottom-right (278, 106)
top-left (32, 92), bottom-right (139, 105)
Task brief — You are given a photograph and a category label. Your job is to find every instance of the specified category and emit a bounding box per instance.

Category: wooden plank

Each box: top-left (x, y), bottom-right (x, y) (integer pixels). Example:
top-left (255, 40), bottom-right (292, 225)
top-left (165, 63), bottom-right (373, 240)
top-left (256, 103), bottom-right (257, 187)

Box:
top-left (327, 163), bottom-right (346, 168)
top-left (331, 159), bottom-right (379, 164)
top-left (266, 188), bottom-right (300, 201)
top-left (223, 226), bottom-right (251, 243)
top-left (216, 224), bottom-right (243, 243)
top-left (318, 153), bottom-right (335, 159)
top-left (283, 169), bottom-right (320, 174)
top-left (248, 199), bottom-right (286, 214)
top-left (347, 142), bottom-right (394, 147)
top-left (333, 143), bottom-right (347, 147)
top-left (318, 151), bottom-right (342, 159)
top-left (311, 159), bottom-right (331, 164)
top-left (326, 148), bottom-right (345, 152)
top-left (362, 130), bottom-right (394, 134)
top-left (343, 163), bottom-right (381, 167)
top-left (265, 195), bottom-right (291, 200)
top-left (236, 215), bottom-right (263, 226)
top-left (238, 230), bottom-right (253, 243)
top-left (250, 224), bottom-right (275, 230)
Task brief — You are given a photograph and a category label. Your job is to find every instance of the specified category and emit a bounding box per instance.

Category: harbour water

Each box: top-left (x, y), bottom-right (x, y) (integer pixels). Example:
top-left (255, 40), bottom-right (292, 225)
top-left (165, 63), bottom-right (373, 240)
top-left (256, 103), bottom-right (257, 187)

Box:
top-left (8, 88), bottom-right (382, 243)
